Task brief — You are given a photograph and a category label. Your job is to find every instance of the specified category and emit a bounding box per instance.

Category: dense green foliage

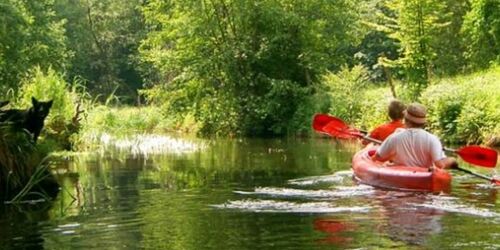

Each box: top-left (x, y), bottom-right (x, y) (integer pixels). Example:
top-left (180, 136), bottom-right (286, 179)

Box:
top-left (53, 0), bottom-right (146, 101)
top-left (139, 0), bottom-right (365, 136)
top-left (461, 0), bottom-right (500, 70)
top-left (0, 0), bottom-right (69, 92)
top-left (0, 0), bottom-right (499, 143)
top-left (420, 66), bottom-right (500, 144)
top-left (322, 65), bottom-right (370, 124)
top-left (331, 66), bottom-right (500, 145)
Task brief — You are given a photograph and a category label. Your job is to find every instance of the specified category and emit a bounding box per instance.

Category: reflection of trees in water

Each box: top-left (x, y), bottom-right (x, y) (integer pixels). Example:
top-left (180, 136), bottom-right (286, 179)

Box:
top-left (40, 153), bottom-right (146, 249)
top-left (0, 138), bottom-right (358, 249)
top-left (126, 138), bottom-right (354, 190)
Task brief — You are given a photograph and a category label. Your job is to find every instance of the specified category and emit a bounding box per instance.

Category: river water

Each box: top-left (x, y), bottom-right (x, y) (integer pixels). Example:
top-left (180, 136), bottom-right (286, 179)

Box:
top-left (0, 135), bottom-right (499, 249)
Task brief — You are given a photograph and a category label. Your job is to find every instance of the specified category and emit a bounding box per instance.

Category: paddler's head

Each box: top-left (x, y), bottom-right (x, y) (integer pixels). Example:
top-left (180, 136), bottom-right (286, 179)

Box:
top-left (388, 99), bottom-right (406, 121)
top-left (404, 103), bottom-right (427, 128)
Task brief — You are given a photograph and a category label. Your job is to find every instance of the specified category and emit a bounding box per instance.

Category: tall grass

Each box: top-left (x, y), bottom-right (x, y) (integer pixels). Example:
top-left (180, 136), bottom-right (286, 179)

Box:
top-left (0, 125), bottom-right (35, 195)
top-left (74, 105), bottom-right (181, 150)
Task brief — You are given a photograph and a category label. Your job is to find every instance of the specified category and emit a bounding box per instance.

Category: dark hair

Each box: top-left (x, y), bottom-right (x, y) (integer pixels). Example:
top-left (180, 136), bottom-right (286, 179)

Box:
top-left (388, 99), bottom-right (406, 120)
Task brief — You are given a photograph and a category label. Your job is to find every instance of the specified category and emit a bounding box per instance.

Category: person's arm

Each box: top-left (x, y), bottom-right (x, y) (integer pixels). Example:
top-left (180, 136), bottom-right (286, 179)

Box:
top-left (430, 135), bottom-right (458, 169)
top-left (434, 157), bottom-right (458, 169)
top-left (371, 151), bottom-right (394, 162)
top-left (371, 134), bottom-right (396, 162)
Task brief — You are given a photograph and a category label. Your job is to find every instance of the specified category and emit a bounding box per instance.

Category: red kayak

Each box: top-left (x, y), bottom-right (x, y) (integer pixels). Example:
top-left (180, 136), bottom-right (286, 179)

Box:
top-left (352, 145), bottom-right (452, 192)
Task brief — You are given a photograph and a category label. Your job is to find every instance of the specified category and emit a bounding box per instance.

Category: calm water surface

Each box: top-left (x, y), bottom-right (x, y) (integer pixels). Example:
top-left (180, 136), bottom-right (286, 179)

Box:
top-left (0, 135), bottom-right (499, 249)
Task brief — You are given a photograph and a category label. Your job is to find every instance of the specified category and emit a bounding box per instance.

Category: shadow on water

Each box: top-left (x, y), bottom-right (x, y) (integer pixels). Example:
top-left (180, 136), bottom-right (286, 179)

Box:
top-left (0, 202), bottom-right (53, 250)
top-left (0, 135), bottom-right (499, 249)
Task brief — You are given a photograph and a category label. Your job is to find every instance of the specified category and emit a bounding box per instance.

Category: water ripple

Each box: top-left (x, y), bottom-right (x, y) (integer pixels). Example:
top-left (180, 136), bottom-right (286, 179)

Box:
top-left (411, 196), bottom-right (500, 218)
top-left (212, 199), bottom-right (371, 213)
top-left (288, 171), bottom-right (353, 186)
top-left (235, 185), bottom-right (374, 199)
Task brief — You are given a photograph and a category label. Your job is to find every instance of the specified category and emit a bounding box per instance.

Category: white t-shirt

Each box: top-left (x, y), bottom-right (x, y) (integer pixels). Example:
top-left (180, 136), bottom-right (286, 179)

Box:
top-left (376, 128), bottom-right (446, 168)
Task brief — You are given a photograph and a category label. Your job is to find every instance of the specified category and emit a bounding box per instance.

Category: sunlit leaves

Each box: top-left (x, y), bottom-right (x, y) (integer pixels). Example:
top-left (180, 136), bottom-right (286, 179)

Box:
top-left (461, 0), bottom-right (500, 69)
top-left (0, 0), bottom-right (69, 92)
top-left (139, 0), bottom-right (365, 136)
top-left (369, 0), bottom-right (452, 89)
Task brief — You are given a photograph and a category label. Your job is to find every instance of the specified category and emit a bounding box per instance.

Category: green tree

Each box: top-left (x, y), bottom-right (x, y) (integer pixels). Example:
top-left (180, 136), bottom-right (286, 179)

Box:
top-left (140, 0), bottom-right (365, 136)
top-left (0, 0), bottom-right (68, 93)
top-left (431, 0), bottom-right (469, 76)
top-left (461, 0), bottom-right (500, 69)
top-left (54, 0), bottom-right (146, 102)
top-left (369, 0), bottom-right (451, 97)
top-left (354, 30), bottom-right (400, 82)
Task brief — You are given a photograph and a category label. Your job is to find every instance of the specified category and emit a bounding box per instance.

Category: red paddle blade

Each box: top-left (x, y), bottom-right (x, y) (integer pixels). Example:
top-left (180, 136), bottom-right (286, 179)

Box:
top-left (456, 146), bottom-right (498, 168)
top-left (322, 122), bottom-right (361, 139)
top-left (312, 114), bottom-right (351, 131)
top-left (312, 114), bottom-right (340, 132)
top-left (312, 114), bottom-right (363, 139)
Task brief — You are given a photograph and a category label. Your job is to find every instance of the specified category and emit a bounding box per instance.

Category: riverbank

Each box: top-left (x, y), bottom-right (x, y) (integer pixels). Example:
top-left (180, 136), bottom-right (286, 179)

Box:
top-left (72, 66), bottom-right (500, 149)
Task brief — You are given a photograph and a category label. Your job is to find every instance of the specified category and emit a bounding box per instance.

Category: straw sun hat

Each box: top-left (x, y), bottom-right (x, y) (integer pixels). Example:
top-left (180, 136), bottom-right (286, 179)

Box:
top-left (404, 103), bottom-right (427, 124)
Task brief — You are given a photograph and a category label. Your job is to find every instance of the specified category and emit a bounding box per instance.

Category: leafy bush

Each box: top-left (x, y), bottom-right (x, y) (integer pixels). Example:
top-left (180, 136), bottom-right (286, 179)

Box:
top-left (320, 65), bottom-right (499, 145)
top-left (456, 96), bottom-right (499, 144)
top-left (420, 83), bottom-right (464, 142)
top-left (420, 66), bottom-right (500, 144)
top-left (287, 90), bottom-right (330, 136)
top-left (357, 87), bottom-right (396, 132)
top-left (14, 66), bottom-right (89, 149)
top-left (322, 65), bottom-right (370, 124)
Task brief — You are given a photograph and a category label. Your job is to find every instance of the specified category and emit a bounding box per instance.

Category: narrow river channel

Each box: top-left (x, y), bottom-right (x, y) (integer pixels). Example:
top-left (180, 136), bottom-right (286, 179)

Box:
top-left (1, 135), bottom-right (498, 249)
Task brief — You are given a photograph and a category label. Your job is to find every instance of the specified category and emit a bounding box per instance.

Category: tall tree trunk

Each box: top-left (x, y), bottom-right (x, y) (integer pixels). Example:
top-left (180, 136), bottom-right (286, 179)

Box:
top-left (384, 65), bottom-right (397, 98)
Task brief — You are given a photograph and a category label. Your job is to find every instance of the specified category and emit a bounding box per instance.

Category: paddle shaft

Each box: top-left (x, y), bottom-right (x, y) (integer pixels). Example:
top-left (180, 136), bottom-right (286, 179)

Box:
top-left (360, 134), bottom-right (381, 144)
top-left (455, 166), bottom-right (497, 183)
